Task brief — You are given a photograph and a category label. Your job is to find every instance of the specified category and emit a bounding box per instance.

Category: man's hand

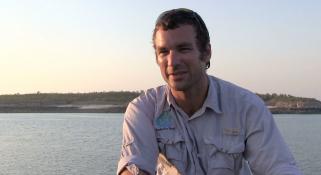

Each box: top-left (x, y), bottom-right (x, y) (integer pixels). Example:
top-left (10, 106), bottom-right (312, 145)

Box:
top-left (120, 169), bottom-right (133, 175)
top-left (120, 168), bottom-right (150, 175)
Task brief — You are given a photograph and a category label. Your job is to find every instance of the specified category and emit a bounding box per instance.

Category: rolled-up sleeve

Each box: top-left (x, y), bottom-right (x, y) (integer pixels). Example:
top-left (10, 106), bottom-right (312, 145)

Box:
top-left (244, 97), bottom-right (302, 175)
top-left (117, 100), bottom-right (159, 175)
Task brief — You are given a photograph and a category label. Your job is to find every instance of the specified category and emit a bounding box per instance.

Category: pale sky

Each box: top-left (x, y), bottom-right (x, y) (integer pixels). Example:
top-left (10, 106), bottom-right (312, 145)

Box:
top-left (0, 0), bottom-right (320, 100)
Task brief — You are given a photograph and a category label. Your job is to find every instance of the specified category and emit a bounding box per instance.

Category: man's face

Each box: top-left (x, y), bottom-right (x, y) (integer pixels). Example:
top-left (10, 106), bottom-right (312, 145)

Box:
top-left (154, 25), bottom-right (210, 91)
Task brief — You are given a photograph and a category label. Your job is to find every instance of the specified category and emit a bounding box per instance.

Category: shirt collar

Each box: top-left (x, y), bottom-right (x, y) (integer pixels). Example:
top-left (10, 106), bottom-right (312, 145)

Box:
top-left (203, 75), bottom-right (222, 114)
top-left (165, 85), bottom-right (174, 111)
top-left (164, 75), bottom-right (223, 114)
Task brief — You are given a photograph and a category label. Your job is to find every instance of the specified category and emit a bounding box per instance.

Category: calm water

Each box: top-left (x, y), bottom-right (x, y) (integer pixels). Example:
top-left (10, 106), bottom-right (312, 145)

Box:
top-left (0, 113), bottom-right (123, 175)
top-left (0, 113), bottom-right (320, 175)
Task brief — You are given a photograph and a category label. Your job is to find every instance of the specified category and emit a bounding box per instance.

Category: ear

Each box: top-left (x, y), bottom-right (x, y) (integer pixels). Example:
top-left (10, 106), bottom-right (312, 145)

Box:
top-left (204, 43), bottom-right (212, 63)
top-left (200, 43), bottom-right (211, 69)
top-left (155, 52), bottom-right (160, 66)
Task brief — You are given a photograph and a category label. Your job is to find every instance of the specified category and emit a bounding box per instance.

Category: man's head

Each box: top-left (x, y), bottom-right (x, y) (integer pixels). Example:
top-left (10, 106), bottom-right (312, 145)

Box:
top-left (152, 8), bottom-right (211, 68)
top-left (153, 8), bottom-right (212, 92)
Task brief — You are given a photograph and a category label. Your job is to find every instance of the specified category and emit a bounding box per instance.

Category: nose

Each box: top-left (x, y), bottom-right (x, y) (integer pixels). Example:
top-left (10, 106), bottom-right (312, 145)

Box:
top-left (167, 50), bottom-right (180, 67)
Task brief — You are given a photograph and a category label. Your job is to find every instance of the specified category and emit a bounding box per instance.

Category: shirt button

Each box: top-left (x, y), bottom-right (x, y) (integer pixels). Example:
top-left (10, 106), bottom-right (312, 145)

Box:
top-left (197, 153), bottom-right (201, 158)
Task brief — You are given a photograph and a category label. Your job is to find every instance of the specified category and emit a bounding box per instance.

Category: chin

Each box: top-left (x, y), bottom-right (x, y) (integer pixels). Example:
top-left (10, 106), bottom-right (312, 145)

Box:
top-left (169, 82), bottom-right (188, 91)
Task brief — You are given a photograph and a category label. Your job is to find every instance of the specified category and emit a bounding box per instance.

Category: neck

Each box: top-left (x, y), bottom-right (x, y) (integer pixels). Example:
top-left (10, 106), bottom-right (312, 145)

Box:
top-left (171, 75), bottom-right (209, 117)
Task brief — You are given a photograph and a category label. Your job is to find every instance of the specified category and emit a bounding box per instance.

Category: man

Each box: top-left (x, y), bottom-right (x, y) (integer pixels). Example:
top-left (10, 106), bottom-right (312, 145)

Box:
top-left (117, 8), bottom-right (302, 175)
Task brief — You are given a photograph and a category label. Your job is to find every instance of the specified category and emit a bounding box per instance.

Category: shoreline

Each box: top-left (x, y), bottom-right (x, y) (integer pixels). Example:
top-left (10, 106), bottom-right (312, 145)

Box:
top-left (0, 105), bottom-right (126, 113)
top-left (1, 105), bottom-right (321, 114)
top-left (1, 92), bottom-right (321, 114)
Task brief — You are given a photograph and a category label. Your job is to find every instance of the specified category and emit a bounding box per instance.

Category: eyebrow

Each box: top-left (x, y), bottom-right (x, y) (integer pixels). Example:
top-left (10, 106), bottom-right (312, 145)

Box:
top-left (176, 42), bottom-right (193, 48)
top-left (156, 42), bottom-right (193, 50)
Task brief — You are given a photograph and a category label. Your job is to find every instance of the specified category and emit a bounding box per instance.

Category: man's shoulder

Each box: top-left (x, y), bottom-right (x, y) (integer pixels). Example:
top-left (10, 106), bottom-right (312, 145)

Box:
top-left (125, 85), bottom-right (168, 120)
top-left (130, 85), bottom-right (167, 105)
top-left (209, 75), bottom-right (265, 106)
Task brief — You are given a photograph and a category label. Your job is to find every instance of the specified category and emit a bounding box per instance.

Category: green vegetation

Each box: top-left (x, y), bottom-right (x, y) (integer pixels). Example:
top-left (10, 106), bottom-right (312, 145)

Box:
top-left (0, 91), bottom-right (141, 113)
top-left (256, 93), bottom-right (321, 107)
top-left (0, 91), bottom-right (141, 106)
top-left (0, 92), bottom-right (320, 113)
top-left (257, 93), bottom-right (316, 103)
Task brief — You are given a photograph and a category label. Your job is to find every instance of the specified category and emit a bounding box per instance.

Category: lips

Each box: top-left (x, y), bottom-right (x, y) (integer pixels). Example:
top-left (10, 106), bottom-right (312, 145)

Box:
top-left (169, 71), bottom-right (186, 75)
top-left (168, 71), bottom-right (187, 80)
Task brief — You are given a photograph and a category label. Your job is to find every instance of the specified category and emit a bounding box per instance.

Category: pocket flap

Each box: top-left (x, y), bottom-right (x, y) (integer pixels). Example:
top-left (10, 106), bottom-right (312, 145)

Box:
top-left (204, 136), bottom-right (244, 154)
top-left (156, 130), bottom-right (184, 144)
top-left (209, 153), bottom-right (234, 170)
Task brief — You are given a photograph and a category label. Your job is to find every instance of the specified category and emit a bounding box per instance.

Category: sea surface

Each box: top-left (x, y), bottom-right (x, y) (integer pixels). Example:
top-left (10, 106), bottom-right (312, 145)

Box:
top-left (0, 113), bottom-right (320, 175)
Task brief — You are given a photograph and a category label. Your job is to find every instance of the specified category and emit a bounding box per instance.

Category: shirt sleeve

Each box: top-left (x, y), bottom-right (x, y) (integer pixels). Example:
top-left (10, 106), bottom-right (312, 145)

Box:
top-left (117, 99), bottom-right (159, 175)
top-left (244, 97), bottom-right (302, 175)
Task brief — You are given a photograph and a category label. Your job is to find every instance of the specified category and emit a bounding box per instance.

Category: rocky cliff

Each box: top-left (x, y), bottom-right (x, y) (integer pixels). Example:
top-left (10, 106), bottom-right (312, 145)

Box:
top-left (257, 93), bottom-right (321, 114)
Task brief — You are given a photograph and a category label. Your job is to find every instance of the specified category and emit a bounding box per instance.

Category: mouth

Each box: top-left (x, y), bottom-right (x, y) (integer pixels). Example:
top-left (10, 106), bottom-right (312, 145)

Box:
top-left (168, 71), bottom-right (187, 80)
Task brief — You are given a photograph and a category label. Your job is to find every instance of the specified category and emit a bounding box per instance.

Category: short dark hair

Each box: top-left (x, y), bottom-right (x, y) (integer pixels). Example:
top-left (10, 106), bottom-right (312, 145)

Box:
top-left (152, 8), bottom-right (210, 54)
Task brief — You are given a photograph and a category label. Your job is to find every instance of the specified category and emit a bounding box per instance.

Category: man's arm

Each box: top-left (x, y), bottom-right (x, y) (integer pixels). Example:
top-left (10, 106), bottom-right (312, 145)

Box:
top-left (244, 97), bottom-right (302, 174)
top-left (117, 98), bottom-right (159, 175)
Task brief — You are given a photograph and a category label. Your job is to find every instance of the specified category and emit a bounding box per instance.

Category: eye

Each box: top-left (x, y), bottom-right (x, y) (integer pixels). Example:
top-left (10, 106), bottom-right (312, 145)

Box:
top-left (178, 46), bottom-right (192, 53)
top-left (158, 48), bottom-right (169, 56)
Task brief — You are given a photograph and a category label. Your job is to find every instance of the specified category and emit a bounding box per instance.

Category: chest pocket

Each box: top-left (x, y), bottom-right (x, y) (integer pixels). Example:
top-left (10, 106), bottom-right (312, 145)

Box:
top-left (204, 135), bottom-right (244, 175)
top-left (156, 129), bottom-right (187, 174)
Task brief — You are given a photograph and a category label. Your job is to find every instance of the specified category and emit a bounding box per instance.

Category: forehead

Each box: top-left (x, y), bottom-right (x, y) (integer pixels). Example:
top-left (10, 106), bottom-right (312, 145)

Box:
top-left (154, 25), bottom-right (197, 49)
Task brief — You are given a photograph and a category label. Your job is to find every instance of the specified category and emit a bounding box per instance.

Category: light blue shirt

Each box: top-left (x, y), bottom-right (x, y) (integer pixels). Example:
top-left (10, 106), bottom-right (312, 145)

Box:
top-left (117, 75), bottom-right (302, 175)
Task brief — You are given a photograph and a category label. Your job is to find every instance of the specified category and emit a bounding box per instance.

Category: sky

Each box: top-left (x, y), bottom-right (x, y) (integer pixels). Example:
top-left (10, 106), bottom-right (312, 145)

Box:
top-left (0, 0), bottom-right (320, 100)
